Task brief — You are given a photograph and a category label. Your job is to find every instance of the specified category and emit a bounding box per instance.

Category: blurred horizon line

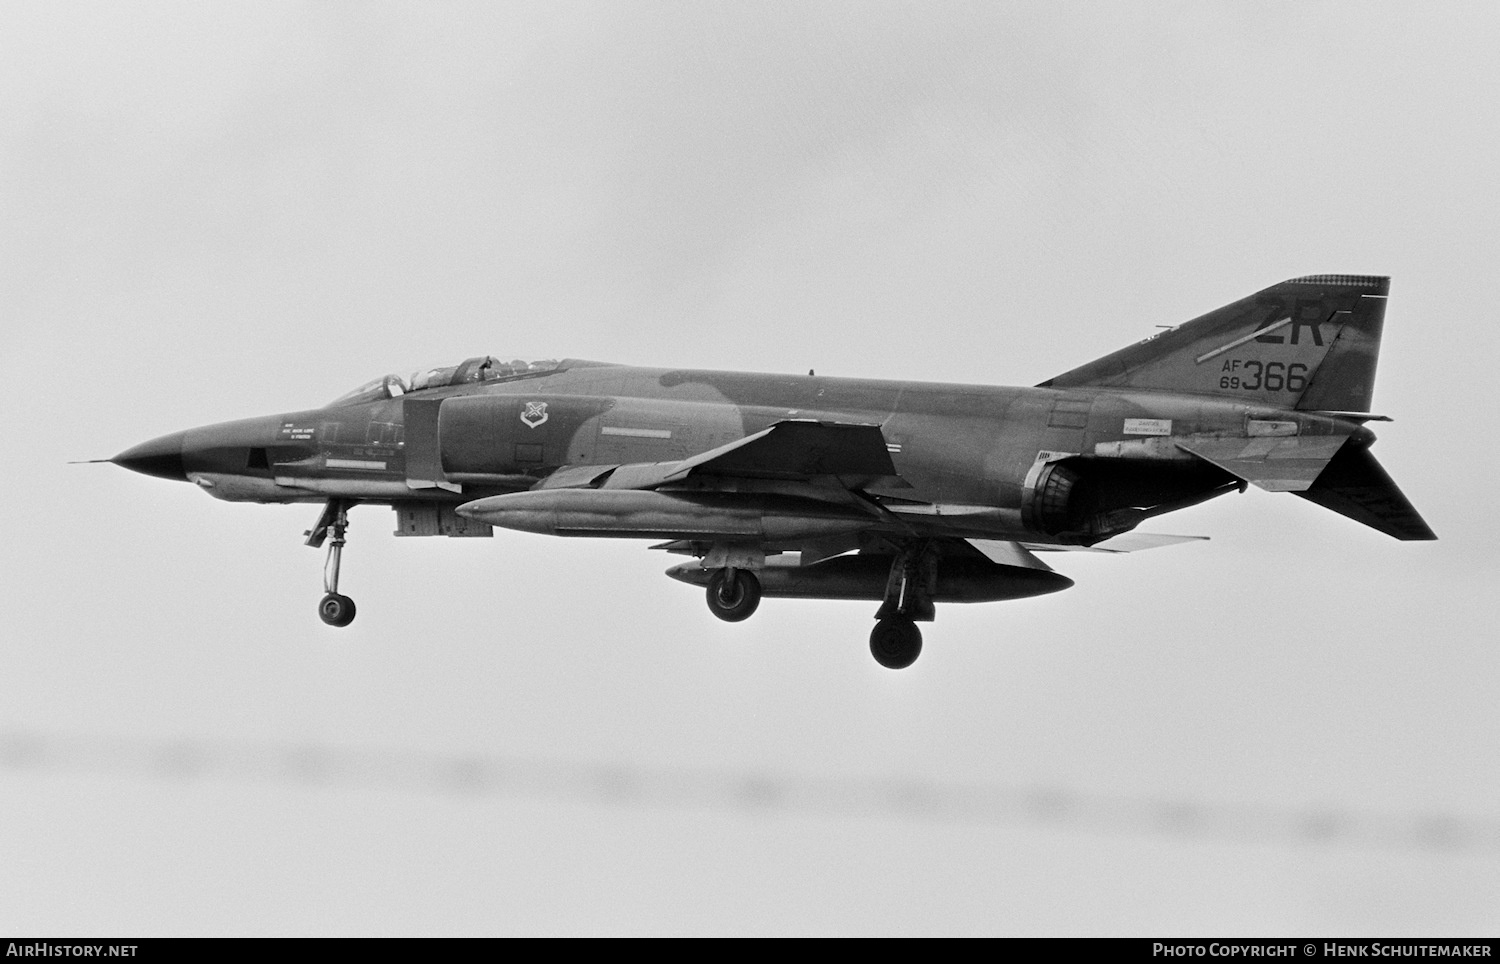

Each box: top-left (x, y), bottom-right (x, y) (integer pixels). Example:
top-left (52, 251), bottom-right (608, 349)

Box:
top-left (3, 726), bottom-right (1495, 856)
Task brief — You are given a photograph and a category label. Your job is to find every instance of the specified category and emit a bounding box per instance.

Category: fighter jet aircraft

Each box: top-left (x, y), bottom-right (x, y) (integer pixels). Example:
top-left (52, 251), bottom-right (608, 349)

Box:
top-left (110, 274), bottom-right (1433, 668)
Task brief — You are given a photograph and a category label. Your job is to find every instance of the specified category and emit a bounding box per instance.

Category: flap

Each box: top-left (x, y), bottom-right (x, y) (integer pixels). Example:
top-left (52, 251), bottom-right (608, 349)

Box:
top-left (1174, 433), bottom-right (1353, 492)
top-left (962, 539), bottom-right (1057, 571)
top-left (1025, 532), bottom-right (1210, 554)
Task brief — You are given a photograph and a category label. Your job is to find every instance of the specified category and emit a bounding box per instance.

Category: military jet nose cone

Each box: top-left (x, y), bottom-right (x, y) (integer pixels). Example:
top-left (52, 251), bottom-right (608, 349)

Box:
top-left (111, 430), bottom-right (188, 482)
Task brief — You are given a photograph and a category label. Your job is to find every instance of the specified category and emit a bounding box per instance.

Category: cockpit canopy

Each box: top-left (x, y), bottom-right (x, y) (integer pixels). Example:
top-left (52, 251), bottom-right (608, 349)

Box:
top-left (327, 356), bottom-right (560, 407)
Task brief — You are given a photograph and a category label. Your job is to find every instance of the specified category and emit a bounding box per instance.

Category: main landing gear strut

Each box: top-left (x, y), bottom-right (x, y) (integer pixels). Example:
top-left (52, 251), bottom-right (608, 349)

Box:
top-left (869, 542), bottom-right (936, 670)
top-left (701, 543), bottom-right (765, 624)
top-left (306, 499), bottom-right (356, 627)
top-left (697, 541), bottom-right (936, 670)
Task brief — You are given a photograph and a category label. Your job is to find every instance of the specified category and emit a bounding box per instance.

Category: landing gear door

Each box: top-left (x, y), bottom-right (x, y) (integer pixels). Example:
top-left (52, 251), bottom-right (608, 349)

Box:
top-left (403, 397), bottom-right (459, 492)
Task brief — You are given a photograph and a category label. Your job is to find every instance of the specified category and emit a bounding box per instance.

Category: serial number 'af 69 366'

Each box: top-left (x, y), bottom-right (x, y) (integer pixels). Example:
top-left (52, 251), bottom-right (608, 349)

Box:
top-left (1219, 360), bottom-right (1309, 392)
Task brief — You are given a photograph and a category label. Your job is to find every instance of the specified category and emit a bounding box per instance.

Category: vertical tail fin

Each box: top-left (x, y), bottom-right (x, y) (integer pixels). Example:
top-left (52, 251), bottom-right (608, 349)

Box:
top-left (1039, 275), bottom-right (1390, 412)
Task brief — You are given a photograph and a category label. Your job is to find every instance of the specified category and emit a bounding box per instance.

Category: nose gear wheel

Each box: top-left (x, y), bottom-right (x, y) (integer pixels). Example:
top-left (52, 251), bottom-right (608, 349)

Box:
top-left (318, 592), bottom-right (356, 627)
top-left (307, 499), bottom-right (357, 627)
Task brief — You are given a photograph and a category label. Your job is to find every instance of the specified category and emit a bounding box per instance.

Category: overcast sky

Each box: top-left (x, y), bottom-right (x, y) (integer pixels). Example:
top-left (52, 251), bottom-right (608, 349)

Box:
top-left (4, 0), bottom-right (1498, 936)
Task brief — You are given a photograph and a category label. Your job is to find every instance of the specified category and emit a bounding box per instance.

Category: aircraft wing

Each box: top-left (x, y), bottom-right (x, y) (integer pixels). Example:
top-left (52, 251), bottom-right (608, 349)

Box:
top-left (672, 419), bottom-right (899, 485)
top-left (539, 419), bottom-right (906, 492)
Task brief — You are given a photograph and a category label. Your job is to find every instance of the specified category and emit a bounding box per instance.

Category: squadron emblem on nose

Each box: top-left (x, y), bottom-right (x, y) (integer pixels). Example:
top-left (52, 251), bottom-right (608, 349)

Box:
top-left (520, 401), bottom-right (549, 429)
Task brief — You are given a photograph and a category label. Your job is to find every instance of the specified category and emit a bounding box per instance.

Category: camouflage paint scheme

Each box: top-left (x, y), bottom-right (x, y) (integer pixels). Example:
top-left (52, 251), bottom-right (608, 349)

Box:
top-left (112, 275), bottom-right (1434, 667)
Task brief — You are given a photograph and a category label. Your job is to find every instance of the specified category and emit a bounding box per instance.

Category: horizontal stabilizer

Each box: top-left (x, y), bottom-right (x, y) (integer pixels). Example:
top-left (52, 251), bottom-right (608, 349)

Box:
top-left (1175, 433), bottom-right (1354, 492)
top-left (1293, 444), bottom-right (1436, 541)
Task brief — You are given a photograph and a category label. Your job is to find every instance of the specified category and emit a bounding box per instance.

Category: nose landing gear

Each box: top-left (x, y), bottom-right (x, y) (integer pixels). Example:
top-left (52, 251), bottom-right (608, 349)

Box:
top-left (306, 499), bottom-right (357, 627)
top-left (318, 590), bottom-right (356, 627)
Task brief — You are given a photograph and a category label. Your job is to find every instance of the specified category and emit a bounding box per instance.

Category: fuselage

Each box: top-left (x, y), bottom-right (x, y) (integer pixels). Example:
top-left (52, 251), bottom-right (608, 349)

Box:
top-left (115, 358), bottom-right (1359, 545)
top-left (105, 275), bottom-right (1433, 664)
